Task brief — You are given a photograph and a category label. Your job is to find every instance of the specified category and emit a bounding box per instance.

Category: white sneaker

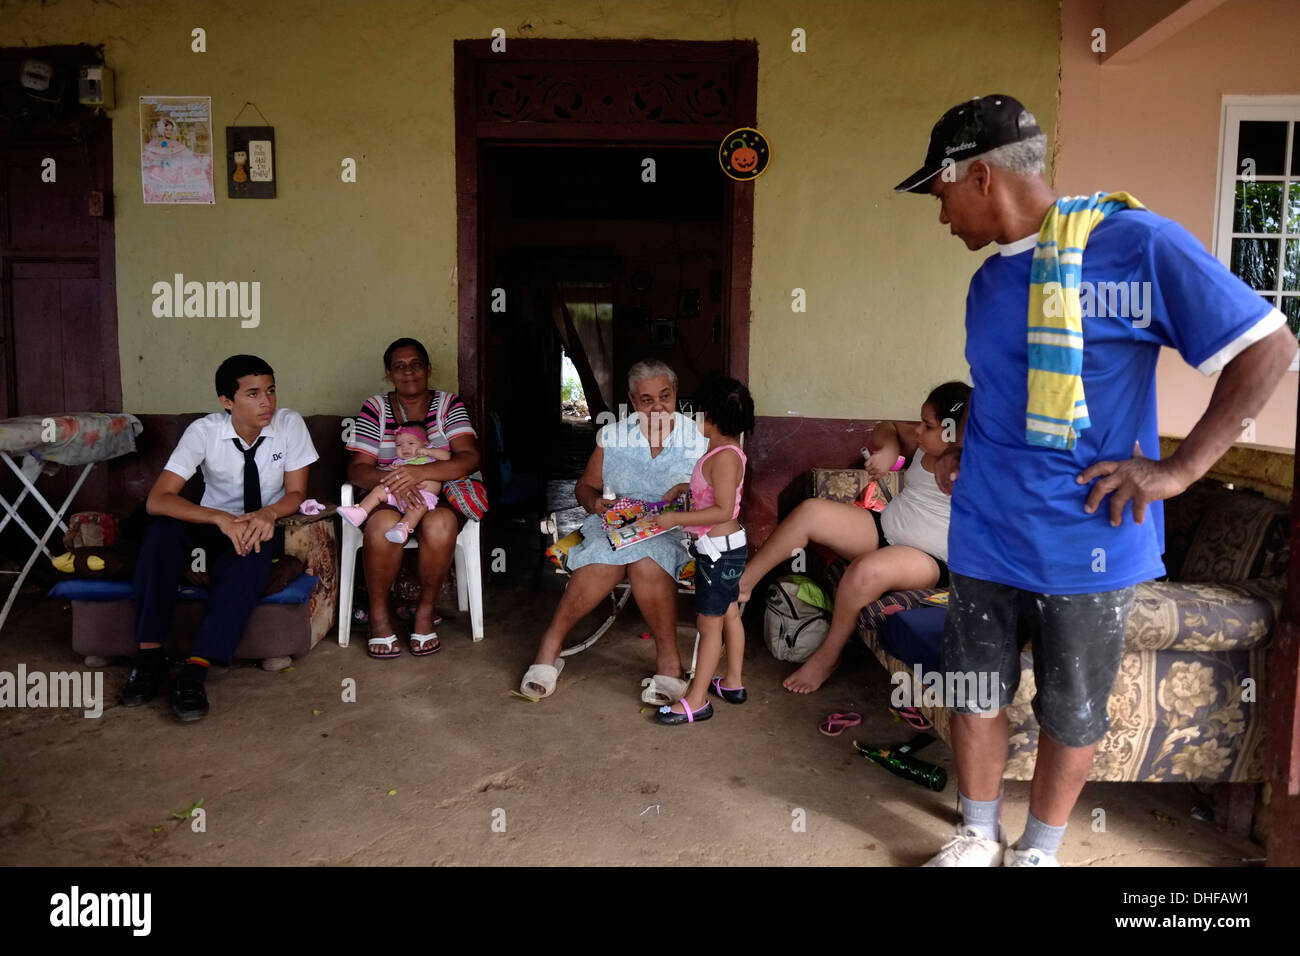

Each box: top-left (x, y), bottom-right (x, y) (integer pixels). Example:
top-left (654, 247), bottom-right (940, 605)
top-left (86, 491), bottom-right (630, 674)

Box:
top-left (922, 825), bottom-right (1005, 867)
top-left (1004, 845), bottom-right (1060, 867)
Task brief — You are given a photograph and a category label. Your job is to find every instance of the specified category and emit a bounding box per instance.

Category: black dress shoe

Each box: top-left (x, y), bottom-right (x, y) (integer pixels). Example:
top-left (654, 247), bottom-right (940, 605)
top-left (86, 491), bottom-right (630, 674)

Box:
top-left (120, 659), bottom-right (165, 706)
top-left (170, 678), bottom-right (209, 722)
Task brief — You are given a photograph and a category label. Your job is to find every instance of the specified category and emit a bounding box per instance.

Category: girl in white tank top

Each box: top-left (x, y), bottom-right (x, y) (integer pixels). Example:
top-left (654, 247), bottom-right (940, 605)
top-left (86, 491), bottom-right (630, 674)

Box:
top-left (880, 448), bottom-right (951, 563)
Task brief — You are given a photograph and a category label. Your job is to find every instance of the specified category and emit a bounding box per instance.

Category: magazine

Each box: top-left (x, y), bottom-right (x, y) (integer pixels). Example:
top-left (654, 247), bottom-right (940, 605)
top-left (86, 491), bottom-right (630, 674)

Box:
top-left (602, 495), bottom-right (689, 550)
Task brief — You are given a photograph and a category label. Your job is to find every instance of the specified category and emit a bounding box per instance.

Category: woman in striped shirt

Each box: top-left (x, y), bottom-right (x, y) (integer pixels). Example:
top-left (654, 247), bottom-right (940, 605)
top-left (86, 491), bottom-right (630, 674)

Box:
top-left (345, 338), bottom-right (483, 659)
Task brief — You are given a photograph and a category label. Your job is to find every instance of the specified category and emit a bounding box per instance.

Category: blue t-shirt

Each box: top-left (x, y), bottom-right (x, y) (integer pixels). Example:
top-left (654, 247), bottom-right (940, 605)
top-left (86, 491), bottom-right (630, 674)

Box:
top-left (950, 209), bottom-right (1280, 594)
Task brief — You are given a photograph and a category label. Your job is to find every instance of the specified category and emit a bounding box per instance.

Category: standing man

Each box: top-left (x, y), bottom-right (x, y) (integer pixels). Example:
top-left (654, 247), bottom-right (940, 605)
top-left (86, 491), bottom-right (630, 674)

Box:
top-left (120, 354), bottom-right (318, 721)
top-left (895, 95), bottom-right (1295, 866)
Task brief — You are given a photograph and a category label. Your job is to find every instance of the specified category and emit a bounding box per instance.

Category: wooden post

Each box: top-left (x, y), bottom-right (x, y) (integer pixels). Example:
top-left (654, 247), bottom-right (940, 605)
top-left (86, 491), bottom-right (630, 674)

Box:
top-left (1264, 392), bottom-right (1300, 864)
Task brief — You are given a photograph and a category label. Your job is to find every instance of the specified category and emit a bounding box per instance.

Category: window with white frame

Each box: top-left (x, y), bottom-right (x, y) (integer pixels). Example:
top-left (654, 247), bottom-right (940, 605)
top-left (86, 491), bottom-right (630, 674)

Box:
top-left (1214, 98), bottom-right (1300, 363)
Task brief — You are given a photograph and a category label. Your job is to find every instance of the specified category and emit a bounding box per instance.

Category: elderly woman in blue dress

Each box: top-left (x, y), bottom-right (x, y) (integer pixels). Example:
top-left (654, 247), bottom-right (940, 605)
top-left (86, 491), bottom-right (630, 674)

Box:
top-left (521, 359), bottom-right (705, 700)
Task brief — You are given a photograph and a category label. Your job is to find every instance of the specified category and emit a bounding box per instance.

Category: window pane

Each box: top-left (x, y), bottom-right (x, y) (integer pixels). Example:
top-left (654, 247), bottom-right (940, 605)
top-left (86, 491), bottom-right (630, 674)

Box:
top-left (1231, 238), bottom-right (1280, 290)
top-left (1237, 121), bottom-right (1288, 176)
top-left (1293, 122), bottom-right (1300, 177)
top-left (1282, 296), bottom-right (1300, 337)
top-left (1285, 239), bottom-right (1300, 292)
top-left (1290, 183), bottom-right (1300, 233)
top-left (1234, 181), bottom-right (1283, 233)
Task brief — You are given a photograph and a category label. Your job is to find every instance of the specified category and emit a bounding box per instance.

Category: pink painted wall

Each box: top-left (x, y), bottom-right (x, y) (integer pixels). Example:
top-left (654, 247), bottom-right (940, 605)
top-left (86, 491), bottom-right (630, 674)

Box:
top-left (1058, 0), bottom-right (1300, 450)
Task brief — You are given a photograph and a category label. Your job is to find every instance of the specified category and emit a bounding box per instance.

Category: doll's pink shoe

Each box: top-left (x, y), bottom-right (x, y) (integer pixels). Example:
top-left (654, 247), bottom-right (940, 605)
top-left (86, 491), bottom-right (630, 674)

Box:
top-left (337, 505), bottom-right (368, 528)
top-left (385, 522), bottom-right (412, 544)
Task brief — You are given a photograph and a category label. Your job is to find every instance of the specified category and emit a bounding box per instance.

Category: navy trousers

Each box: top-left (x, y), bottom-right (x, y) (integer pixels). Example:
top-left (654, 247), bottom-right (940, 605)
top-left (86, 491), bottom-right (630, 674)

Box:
top-left (133, 516), bottom-right (281, 661)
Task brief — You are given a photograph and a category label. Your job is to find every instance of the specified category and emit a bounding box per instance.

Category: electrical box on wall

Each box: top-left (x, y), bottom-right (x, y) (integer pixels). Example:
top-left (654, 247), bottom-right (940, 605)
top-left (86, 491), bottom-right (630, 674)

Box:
top-left (19, 59), bottom-right (61, 102)
top-left (77, 65), bottom-right (113, 108)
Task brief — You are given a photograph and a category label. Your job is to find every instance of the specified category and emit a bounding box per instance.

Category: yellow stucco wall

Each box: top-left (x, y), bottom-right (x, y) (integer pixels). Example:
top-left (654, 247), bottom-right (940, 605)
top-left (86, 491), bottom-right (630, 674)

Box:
top-left (4, 0), bottom-right (1060, 417)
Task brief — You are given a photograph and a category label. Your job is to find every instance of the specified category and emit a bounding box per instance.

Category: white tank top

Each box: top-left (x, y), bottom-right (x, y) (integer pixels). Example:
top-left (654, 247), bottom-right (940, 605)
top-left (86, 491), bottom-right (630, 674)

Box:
top-left (879, 448), bottom-right (951, 563)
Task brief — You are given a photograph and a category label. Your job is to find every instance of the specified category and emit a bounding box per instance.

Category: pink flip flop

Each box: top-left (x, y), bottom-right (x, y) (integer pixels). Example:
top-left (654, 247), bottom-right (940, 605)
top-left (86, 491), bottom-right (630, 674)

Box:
top-left (890, 705), bottom-right (933, 731)
top-left (818, 711), bottom-right (863, 736)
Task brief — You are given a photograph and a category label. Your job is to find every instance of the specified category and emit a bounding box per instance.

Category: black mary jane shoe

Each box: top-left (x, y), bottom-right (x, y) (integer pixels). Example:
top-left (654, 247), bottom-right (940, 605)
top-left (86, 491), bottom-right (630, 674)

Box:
top-left (655, 699), bottom-right (713, 726)
top-left (170, 679), bottom-right (210, 722)
top-left (120, 659), bottom-right (166, 707)
top-left (709, 676), bottom-right (748, 705)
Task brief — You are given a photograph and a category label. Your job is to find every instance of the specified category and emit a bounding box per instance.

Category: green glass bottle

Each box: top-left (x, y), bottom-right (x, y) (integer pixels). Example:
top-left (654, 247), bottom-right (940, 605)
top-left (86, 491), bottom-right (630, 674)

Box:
top-left (853, 739), bottom-right (948, 792)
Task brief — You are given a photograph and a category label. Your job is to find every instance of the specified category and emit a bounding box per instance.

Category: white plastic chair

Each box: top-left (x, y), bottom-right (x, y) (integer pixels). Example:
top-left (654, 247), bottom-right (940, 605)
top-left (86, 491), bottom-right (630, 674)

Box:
top-left (337, 483), bottom-right (484, 647)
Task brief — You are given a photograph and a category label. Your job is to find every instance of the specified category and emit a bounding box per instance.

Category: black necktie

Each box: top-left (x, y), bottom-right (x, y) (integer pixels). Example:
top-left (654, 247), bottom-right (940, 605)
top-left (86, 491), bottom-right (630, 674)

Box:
top-left (233, 436), bottom-right (267, 513)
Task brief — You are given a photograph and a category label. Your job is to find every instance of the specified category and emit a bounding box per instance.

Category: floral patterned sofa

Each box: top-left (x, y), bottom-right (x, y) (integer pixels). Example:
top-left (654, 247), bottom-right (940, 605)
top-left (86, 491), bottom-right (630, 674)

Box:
top-left (808, 468), bottom-right (1289, 785)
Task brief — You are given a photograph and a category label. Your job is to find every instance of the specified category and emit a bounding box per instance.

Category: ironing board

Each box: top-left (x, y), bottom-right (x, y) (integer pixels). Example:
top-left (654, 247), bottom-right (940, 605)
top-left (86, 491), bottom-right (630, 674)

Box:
top-left (0, 413), bottom-right (143, 633)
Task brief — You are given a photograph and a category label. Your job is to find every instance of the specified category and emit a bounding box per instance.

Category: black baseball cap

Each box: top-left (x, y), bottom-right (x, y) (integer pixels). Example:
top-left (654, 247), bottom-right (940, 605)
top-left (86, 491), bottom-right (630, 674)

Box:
top-left (894, 94), bottom-right (1042, 194)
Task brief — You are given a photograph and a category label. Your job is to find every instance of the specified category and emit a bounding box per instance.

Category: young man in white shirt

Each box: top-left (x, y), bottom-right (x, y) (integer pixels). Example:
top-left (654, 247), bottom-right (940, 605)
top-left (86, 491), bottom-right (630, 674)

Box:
top-left (121, 354), bottom-right (319, 721)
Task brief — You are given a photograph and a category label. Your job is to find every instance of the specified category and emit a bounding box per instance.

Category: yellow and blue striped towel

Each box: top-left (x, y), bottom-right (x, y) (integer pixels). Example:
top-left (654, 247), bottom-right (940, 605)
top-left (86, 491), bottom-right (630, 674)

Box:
top-left (1027, 191), bottom-right (1145, 449)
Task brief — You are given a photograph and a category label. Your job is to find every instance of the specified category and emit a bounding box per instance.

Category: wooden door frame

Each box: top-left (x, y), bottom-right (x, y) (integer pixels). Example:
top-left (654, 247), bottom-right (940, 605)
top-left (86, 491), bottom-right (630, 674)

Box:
top-left (453, 38), bottom-right (756, 431)
top-left (1267, 394), bottom-right (1300, 864)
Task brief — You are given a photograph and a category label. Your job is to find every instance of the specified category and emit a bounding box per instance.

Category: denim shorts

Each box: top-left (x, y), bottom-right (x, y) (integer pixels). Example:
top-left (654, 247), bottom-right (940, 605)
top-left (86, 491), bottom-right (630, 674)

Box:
top-left (941, 571), bottom-right (1137, 747)
top-left (690, 543), bottom-right (748, 617)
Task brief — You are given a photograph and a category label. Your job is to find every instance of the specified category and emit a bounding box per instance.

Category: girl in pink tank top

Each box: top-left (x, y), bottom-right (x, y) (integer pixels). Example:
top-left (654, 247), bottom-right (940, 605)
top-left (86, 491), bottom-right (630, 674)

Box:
top-left (645, 377), bottom-right (755, 726)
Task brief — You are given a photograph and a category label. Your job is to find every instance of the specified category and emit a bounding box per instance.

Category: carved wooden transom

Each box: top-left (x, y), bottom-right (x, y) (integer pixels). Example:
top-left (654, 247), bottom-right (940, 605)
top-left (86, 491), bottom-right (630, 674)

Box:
top-left (478, 62), bottom-right (734, 124)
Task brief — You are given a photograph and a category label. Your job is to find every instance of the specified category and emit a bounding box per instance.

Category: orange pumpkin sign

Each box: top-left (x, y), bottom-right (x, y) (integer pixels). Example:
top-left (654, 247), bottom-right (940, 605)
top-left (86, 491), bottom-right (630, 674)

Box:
top-left (718, 128), bottom-right (770, 182)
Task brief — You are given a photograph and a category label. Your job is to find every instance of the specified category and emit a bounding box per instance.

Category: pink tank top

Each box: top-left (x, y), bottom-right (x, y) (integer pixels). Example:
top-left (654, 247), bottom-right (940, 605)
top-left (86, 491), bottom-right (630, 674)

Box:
top-left (685, 445), bottom-right (747, 536)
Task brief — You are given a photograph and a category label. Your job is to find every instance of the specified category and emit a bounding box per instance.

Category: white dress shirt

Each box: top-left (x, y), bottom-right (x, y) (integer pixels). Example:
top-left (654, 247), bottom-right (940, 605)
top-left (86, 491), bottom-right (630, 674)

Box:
top-left (163, 408), bottom-right (319, 516)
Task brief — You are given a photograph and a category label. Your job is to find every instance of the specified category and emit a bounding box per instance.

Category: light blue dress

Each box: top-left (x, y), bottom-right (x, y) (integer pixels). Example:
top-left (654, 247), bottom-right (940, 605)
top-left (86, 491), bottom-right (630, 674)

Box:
top-left (565, 412), bottom-right (704, 578)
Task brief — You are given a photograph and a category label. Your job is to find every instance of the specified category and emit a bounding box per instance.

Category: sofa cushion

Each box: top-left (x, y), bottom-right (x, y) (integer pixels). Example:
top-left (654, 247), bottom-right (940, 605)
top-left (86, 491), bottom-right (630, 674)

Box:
top-left (1127, 579), bottom-right (1280, 652)
top-left (50, 573), bottom-right (319, 606)
top-left (879, 605), bottom-right (945, 672)
top-left (1177, 487), bottom-right (1289, 584)
top-left (1161, 480), bottom-right (1230, 580)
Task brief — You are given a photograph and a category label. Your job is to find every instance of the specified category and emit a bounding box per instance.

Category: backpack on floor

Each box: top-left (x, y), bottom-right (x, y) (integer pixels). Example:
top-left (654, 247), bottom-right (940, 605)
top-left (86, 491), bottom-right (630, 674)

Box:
top-left (764, 575), bottom-right (831, 663)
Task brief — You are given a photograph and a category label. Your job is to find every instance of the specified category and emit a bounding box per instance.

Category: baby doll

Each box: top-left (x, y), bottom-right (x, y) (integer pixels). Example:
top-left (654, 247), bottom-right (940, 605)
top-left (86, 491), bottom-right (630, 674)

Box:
top-left (338, 424), bottom-right (452, 544)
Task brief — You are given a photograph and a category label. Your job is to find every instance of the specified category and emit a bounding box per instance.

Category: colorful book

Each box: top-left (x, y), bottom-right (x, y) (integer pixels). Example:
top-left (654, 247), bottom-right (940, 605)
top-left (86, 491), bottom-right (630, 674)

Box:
top-left (603, 495), bottom-right (689, 550)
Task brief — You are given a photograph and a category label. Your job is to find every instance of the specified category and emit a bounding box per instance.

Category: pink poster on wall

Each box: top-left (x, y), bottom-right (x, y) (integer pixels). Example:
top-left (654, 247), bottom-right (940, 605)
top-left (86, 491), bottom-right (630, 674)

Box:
top-left (139, 96), bottom-right (215, 204)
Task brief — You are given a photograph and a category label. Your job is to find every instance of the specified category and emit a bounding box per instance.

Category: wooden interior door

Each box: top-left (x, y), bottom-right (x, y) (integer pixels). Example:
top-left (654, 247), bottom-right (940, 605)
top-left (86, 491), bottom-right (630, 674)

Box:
top-left (0, 129), bottom-right (118, 417)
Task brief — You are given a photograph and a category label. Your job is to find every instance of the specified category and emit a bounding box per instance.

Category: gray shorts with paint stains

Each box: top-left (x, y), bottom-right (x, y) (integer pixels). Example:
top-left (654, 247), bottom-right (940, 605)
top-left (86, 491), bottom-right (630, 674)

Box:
top-left (941, 571), bottom-right (1137, 747)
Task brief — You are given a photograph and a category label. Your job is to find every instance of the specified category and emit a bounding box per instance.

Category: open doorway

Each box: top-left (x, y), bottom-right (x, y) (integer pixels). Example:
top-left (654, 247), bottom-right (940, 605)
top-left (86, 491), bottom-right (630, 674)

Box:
top-left (454, 38), bottom-right (756, 578)
top-left (481, 143), bottom-right (729, 532)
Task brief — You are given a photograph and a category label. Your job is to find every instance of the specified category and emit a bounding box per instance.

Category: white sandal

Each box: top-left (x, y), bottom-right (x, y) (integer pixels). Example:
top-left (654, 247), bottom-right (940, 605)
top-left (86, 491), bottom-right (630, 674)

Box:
top-left (367, 634), bottom-right (400, 659)
top-left (520, 658), bottom-right (565, 699)
top-left (641, 674), bottom-right (689, 706)
top-left (409, 631), bottom-right (441, 656)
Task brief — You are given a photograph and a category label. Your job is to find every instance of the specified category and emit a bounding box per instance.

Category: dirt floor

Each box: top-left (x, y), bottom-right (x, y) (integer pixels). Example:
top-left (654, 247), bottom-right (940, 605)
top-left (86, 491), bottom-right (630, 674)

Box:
top-left (0, 576), bottom-right (1265, 866)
